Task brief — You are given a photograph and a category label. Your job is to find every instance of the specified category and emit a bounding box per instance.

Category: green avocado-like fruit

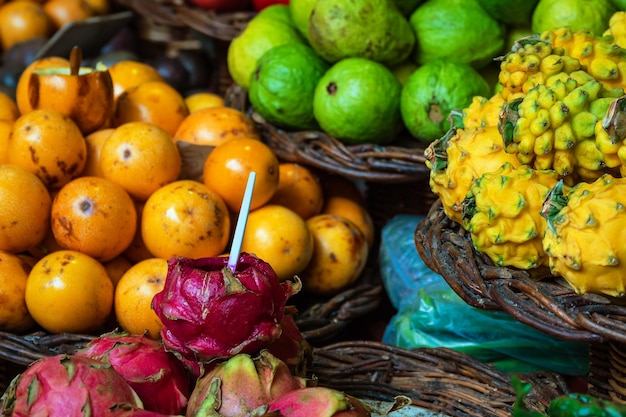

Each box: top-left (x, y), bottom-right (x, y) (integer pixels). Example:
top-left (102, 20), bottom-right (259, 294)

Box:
top-left (249, 43), bottom-right (330, 130)
top-left (401, 59), bottom-right (490, 142)
top-left (313, 57), bottom-right (402, 145)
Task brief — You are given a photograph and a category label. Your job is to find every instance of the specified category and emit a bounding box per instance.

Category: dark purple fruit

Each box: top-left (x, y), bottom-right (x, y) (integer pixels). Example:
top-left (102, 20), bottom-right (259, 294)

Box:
top-left (176, 49), bottom-right (213, 90)
top-left (145, 55), bottom-right (190, 92)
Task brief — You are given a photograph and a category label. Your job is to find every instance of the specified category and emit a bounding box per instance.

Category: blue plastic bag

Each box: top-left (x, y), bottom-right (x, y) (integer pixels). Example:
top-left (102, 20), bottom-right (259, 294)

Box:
top-left (379, 215), bottom-right (589, 375)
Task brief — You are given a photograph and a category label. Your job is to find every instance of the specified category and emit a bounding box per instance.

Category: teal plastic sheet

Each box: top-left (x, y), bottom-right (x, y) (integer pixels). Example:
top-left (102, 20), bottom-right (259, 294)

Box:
top-left (379, 215), bottom-right (589, 375)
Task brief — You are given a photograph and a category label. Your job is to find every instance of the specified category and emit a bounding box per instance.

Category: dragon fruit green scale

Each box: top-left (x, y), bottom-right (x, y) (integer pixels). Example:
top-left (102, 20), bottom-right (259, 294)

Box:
top-left (461, 162), bottom-right (560, 270)
top-left (541, 174), bottom-right (626, 297)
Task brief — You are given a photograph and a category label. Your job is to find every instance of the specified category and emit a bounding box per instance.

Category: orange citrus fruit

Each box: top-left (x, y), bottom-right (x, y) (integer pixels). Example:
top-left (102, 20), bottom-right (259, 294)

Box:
top-left (43, 0), bottom-right (96, 29)
top-left (83, 127), bottom-right (114, 177)
top-left (0, 91), bottom-right (19, 122)
top-left (301, 214), bottom-right (369, 296)
top-left (103, 255), bottom-right (133, 287)
top-left (8, 109), bottom-right (86, 188)
top-left (241, 204), bottom-right (314, 282)
top-left (0, 0), bottom-right (52, 51)
top-left (322, 196), bottom-right (375, 248)
top-left (114, 257), bottom-right (167, 339)
top-left (203, 137), bottom-right (279, 212)
top-left (107, 60), bottom-right (164, 102)
top-left (0, 251), bottom-right (36, 333)
top-left (0, 120), bottom-right (12, 164)
top-left (184, 91), bottom-right (225, 113)
top-left (142, 180), bottom-right (231, 259)
top-left (99, 121), bottom-right (181, 201)
top-left (268, 163), bottom-right (324, 220)
top-left (0, 164), bottom-right (51, 253)
top-left (174, 106), bottom-right (259, 147)
top-left (25, 249), bottom-right (114, 333)
top-left (16, 56), bottom-right (70, 115)
top-left (51, 176), bottom-right (137, 262)
top-left (114, 80), bottom-right (189, 137)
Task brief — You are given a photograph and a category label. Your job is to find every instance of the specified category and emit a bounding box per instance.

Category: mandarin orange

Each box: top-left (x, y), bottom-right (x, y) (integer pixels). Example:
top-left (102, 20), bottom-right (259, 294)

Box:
top-left (203, 137), bottom-right (279, 212)
top-left (0, 251), bottom-right (36, 333)
top-left (25, 249), bottom-right (114, 333)
top-left (114, 80), bottom-right (189, 137)
top-left (99, 121), bottom-right (181, 201)
top-left (0, 164), bottom-right (51, 253)
top-left (8, 109), bottom-right (86, 188)
top-left (114, 257), bottom-right (167, 339)
top-left (51, 176), bottom-right (137, 262)
top-left (268, 163), bottom-right (324, 220)
top-left (141, 180), bottom-right (231, 259)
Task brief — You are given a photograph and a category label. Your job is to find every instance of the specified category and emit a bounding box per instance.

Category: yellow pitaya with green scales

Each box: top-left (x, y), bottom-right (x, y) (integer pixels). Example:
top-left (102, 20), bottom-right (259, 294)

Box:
top-left (497, 38), bottom-right (583, 102)
top-left (498, 71), bottom-right (624, 182)
top-left (461, 162), bottom-right (561, 270)
top-left (541, 27), bottom-right (626, 92)
top-left (595, 96), bottom-right (626, 177)
top-left (541, 174), bottom-right (626, 297)
top-left (462, 93), bottom-right (505, 129)
top-left (425, 125), bottom-right (522, 225)
top-left (604, 11), bottom-right (626, 49)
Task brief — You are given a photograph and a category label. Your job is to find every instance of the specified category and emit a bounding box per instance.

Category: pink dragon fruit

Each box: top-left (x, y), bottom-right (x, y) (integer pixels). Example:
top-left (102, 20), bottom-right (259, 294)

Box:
top-left (0, 354), bottom-right (143, 417)
top-left (76, 331), bottom-right (192, 415)
top-left (265, 307), bottom-right (312, 378)
top-left (151, 253), bottom-right (301, 362)
top-left (262, 387), bottom-right (371, 417)
top-left (185, 350), bottom-right (308, 417)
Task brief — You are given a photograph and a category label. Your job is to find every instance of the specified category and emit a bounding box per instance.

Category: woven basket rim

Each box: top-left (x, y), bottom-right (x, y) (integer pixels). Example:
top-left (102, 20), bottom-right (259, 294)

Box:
top-left (414, 199), bottom-right (626, 345)
top-left (224, 84), bottom-right (430, 184)
top-left (309, 340), bottom-right (568, 417)
top-left (112, 0), bottom-right (255, 41)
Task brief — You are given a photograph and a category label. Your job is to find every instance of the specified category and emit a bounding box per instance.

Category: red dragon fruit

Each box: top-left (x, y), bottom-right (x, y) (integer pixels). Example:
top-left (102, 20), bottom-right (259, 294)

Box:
top-left (261, 387), bottom-right (371, 417)
top-left (185, 350), bottom-right (308, 417)
top-left (151, 253), bottom-right (301, 362)
top-left (265, 307), bottom-right (313, 378)
top-left (75, 331), bottom-right (192, 415)
top-left (0, 354), bottom-right (143, 417)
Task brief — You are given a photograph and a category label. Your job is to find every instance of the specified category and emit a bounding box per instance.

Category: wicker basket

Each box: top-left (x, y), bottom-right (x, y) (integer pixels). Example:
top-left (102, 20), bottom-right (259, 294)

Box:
top-left (0, 341), bottom-right (569, 417)
top-left (415, 199), bottom-right (626, 403)
top-left (310, 341), bottom-right (569, 417)
top-left (224, 84), bottom-right (430, 184)
top-left (112, 0), bottom-right (255, 42)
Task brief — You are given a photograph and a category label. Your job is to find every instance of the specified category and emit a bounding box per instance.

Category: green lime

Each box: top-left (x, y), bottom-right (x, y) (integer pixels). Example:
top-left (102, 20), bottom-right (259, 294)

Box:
top-left (613, 0), bottom-right (626, 10)
top-left (409, 0), bottom-right (505, 69)
top-left (475, 0), bottom-right (539, 26)
top-left (248, 43), bottom-right (330, 130)
top-left (313, 57), bottom-right (402, 144)
top-left (401, 59), bottom-right (490, 142)
top-left (227, 15), bottom-right (305, 89)
top-left (532, 0), bottom-right (616, 36)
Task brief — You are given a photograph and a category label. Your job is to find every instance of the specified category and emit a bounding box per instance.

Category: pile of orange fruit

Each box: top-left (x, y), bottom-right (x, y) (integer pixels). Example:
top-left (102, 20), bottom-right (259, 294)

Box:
top-left (0, 0), bottom-right (111, 53)
top-left (0, 55), bottom-right (376, 341)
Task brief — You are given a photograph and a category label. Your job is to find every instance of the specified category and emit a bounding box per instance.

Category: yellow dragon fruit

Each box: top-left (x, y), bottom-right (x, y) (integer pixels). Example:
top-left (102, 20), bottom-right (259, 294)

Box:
top-left (462, 93), bottom-right (505, 129)
top-left (604, 11), bottom-right (626, 49)
top-left (497, 38), bottom-right (583, 102)
top-left (541, 174), bottom-right (626, 297)
top-left (461, 162), bottom-right (561, 270)
top-left (498, 71), bottom-right (623, 182)
top-left (595, 95), bottom-right (626, 177)
top-left (425, 125), bottom-right (521, 225)
top-left (541, 27), bottom-right (626, 92)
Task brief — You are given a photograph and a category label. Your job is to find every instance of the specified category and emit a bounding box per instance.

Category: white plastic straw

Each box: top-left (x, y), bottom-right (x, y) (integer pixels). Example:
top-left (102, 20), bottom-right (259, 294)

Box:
top-left (227, 171), bottom-right (256, 273)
